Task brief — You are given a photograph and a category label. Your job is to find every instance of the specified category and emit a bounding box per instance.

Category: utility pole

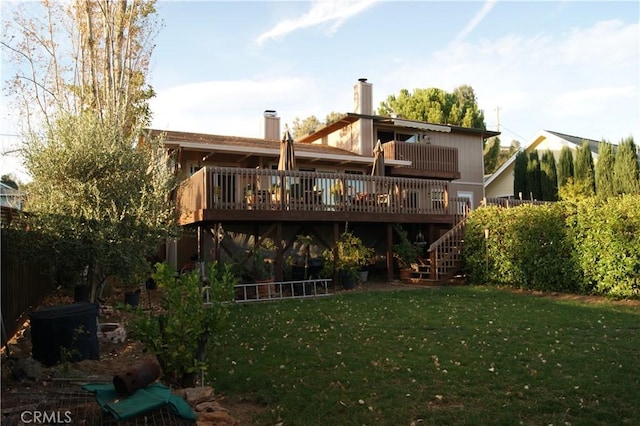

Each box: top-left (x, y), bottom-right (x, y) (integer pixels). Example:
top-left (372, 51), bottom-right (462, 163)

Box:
top-left (495, 106), bottom-right (501, 132)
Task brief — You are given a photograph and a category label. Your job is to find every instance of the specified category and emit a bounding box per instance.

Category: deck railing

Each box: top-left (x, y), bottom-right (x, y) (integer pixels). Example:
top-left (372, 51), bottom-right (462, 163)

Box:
top-left (383, 141), bottom-right (458, 177)
top-left (177, 167), bottom-right (455, 220)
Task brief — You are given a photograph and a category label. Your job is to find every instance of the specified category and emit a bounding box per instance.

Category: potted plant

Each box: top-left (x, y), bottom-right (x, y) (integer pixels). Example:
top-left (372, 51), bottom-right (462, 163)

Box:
top-left (245, 185), bottom-right (255, 207)
top-left (253, 246), bottom-right (276, 298)
top-left (330, 180), bottom-right (344, 203)
top-left (322, 229), bottom-right (374, 290)
top-left (393, 226), bottom-right (420, 280)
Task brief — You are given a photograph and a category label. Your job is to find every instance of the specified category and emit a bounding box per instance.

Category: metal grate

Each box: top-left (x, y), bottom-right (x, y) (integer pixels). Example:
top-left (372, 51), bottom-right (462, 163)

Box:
top-left (1, 386), bottom-right (194, 426)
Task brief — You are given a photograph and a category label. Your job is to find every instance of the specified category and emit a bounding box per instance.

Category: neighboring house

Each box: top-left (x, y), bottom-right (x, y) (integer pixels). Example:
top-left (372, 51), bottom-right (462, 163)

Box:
top-left (150, 79), bottom-right (499, 282)
top-left (485, 130), bottom-right (602, 199)
top-left (0, 182), bottom-right (23, 210)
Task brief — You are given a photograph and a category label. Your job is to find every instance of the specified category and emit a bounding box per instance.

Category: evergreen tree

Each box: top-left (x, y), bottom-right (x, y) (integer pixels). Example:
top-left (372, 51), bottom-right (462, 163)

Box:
top-left (513, 150), bottom-right (528, 199)
top-left (557, 146), bottom-right (574, 188)
top-left (483, 137), bottom-right (501, 174)
top-left (574, 141), bottom-right (596, 196)
top-left (527, 151), bottom-right (542, 200)
top-left (540, 150), bottom-right (558, 201)
top-left (613, 136), bottom-right (640, 194)
top-left (595, 141), bottom-right (616, 198)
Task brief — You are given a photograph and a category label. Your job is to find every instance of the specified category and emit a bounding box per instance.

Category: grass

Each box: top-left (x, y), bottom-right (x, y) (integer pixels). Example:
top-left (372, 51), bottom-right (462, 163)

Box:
top-left (207, 286), bottom-right (640, 425)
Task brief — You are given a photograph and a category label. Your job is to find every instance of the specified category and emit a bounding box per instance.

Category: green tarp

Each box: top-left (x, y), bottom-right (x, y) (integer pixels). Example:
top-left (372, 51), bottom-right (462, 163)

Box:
top-left (82, 382), bottom-right (196, 421)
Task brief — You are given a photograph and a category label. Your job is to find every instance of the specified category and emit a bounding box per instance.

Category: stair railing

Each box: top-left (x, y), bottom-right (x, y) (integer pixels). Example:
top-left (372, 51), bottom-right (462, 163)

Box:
top-left (427, 216), bottom-right (467, 281)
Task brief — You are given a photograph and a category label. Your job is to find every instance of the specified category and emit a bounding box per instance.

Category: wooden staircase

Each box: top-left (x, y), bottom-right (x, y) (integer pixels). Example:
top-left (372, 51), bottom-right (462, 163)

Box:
top-left (403, 217), bottom-right (467, 286)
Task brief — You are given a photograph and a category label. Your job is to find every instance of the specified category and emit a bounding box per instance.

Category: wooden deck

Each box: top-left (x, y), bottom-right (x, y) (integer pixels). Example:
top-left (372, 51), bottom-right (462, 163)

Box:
top-left (176, 167), bottom-right (462, 226)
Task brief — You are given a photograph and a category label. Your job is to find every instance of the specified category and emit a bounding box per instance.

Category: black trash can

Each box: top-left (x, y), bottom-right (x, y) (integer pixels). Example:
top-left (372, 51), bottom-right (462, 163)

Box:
top-left (307, 259), bottom-right (323, 279)
top-left (30, 303), bottom-right (99, 367)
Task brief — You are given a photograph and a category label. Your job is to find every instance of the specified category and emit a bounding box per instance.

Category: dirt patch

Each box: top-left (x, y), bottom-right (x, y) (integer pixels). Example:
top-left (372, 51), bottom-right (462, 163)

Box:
top-left (500, 286), bottom-right (640, 307)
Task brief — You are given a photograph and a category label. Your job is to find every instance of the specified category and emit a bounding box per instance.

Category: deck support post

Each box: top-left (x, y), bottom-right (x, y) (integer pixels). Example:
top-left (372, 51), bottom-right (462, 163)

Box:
top-left (386, 223), bottom-right (394, 282)
top-left (332, 223), bottom-right (340, 288)
top-left (275, 222), bottom-right (283, 282)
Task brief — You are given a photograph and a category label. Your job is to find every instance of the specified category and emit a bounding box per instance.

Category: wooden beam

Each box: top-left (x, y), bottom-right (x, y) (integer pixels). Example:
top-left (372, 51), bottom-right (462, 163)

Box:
top-left (387, 223), bottom-right (394, 282)
top-left (275, 222), bottom-right (283, 281)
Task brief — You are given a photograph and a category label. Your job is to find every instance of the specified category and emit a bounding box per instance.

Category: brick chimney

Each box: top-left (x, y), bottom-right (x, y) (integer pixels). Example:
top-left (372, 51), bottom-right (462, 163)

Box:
top-left (353, 78), bottom-right (373, 115)
top-left (262, 110), bottom-right (280, 140)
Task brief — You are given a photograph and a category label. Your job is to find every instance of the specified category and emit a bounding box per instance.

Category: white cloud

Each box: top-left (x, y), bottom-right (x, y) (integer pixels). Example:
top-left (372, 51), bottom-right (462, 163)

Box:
top-left (255, 0), bottom-right (378, 45)
top-left (151, 17), bottom-right (638, 145)
top-left (452, 0), bottom-right (497, 44)
top-left (149, 77), bottom-right (345, 137)
top-left (549, 86), bottom-right (638, 117)
top-left (376, 19), bottom-right (639, 142)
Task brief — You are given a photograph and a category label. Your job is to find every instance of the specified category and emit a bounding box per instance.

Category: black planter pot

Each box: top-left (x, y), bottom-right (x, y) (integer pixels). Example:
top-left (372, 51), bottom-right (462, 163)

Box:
top-left (339, 270), bottom-right (356, 290)
top-left (124, 289), bottom-right (141, 307)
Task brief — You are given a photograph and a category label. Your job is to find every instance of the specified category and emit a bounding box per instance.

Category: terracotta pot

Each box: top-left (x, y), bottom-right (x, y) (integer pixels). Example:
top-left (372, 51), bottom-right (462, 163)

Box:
top-left (399, 268), bottom-right (413, 280)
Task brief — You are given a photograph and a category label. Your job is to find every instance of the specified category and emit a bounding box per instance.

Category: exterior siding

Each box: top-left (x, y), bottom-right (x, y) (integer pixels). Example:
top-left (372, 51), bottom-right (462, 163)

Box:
top-left (485, 162), bottom-right (515, 198)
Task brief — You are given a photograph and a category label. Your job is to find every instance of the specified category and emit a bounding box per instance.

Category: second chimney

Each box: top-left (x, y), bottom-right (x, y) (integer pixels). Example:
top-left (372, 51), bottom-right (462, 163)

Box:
top-left (262, 110), bottom-right (280, 140)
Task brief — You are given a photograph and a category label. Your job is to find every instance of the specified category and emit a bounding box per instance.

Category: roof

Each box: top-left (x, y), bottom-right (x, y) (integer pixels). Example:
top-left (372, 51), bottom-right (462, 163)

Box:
top-left (148, 129), bottom-right (412, 167)
top-left (544, 130), bottom-right (602, 154)
top-left (296, 113), bottom-right (500, 143)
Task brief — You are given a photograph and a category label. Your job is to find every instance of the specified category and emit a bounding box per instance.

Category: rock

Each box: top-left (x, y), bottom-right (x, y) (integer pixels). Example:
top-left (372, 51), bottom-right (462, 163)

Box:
top-left (12, 357), bottom-right (42, 380)
top-left (198, 411), bottom-right (239, 426)
top-left (97, 323), bottom-right (126, 344)
top-left (178, 386), bottom-right (214, 405)
top-left (195, 400), bottom-right (228, 413)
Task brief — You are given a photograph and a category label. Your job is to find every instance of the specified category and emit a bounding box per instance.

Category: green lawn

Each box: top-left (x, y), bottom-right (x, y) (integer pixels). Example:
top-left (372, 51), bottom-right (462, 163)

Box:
top-left (207, 286), bottom-right (640, 425)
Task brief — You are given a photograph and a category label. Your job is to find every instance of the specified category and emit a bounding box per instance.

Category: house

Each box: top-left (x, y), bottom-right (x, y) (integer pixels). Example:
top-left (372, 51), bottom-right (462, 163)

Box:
top-left (0, 182), bottom-right (23, 210)
top-left (152, 79), bottom-right (499, 284)
top-left (484, 130), bottom-right (603, 199)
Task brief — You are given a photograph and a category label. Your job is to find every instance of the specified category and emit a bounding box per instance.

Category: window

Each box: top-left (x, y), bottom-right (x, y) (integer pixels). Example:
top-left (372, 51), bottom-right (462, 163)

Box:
top-left (396, 133), bottom-right (419, 143)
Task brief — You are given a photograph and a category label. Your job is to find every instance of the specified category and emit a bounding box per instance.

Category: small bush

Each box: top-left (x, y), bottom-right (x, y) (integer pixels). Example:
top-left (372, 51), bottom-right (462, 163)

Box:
top-left (130, 261), bottom-right (236, 387)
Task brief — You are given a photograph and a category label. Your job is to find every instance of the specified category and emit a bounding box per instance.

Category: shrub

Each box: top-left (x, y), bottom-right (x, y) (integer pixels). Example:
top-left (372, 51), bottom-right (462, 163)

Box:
top-left (463, 203), bottom-right (578, 292)
top-left (570, 195), bottom-right (640, 298)
top-left (130, 261), bottom-right (236, 387)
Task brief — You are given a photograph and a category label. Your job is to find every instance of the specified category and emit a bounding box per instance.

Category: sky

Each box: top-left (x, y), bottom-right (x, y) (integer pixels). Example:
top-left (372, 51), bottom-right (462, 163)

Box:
top-left (1, 0), bottom-right (639, 182)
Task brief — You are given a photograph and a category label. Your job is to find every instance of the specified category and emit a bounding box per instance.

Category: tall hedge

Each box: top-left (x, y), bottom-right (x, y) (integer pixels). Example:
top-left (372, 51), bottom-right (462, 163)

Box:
top-left (463, 203), bottom-right (578, 292)
top-left (463, 196), bottom-right (640, 299)
top-left (569, 195), bottom-right (640, 298)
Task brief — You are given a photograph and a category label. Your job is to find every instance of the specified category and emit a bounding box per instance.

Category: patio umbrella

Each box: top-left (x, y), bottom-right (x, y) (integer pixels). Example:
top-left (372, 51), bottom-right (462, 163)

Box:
top-left (278, 128), bottom-right (296, 171)
top-left (371, 139), bottom-right (385, 177)
top-left (372, 140), bottom-right (388, 206)
top-left (277, 128), bottom-right (296, 205)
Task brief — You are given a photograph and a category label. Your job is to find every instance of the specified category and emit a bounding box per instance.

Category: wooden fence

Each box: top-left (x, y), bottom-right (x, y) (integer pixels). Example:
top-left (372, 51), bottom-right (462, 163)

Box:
top-left (1, 208), bottom-right (55, 345)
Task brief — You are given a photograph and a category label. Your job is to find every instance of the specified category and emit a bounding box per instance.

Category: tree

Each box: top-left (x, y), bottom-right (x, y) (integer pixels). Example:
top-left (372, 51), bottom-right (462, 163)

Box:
top-left (290, 111), bottom-right (344, 139)
top-left (527, 151), bottom-right (542, 200)
top-left (3, 1), bottom-right (172, 301)
top-left (291, 116), bottom-right (322, 139)
top-left (2, 0), bottom-right (159, 135)
top-left (595, 141), bottom-right (616, 198)
top-left (574, 141), bottom-right (596, 197)
top-left (377, 85), bottom-right (486, 129)
top-left (23, 112), bottom-right (176, 300)
top-left (513, 150), bottom-right (528, 199)
top-left (557, 146), bottom-right (574, 189)
top-left (540, 150), bottom-right (558, 201)
top-left (613, 136), bottom-right (640, 195)
top-left (483, 136), bottom-right (501, 174)
top-left (324, 111), bottom-right (345, 126)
